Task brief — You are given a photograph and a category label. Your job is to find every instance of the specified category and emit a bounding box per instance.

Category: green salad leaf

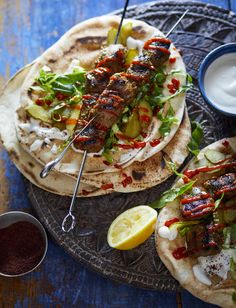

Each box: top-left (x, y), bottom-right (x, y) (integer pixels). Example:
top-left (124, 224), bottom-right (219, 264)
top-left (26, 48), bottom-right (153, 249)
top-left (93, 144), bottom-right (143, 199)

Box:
top-left (149, 180), bottom-right (196, 209)
top-left (158, 105), bottom-right (178, 137)
top-left (188, 121), bottom-right (204, 156)
top-left (36, 67), bottom-right (86, 98)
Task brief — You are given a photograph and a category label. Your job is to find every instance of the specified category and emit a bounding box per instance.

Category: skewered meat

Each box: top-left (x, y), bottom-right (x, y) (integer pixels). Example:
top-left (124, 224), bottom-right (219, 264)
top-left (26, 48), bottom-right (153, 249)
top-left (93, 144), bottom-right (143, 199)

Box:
top-left (86, 44), bottom-right (126, 94)
top-left (85, 67), bottom-right (112, 94)
top-left (75, 45), bottom-right (127, 134)
top-left (204, 173), bottom-right (236, 198)
top-left (180, 191), bottom-right (215, 220)
top-left (186, 223), bottom-right (224, 257)
top-left (75, 37), bottom-right (171, 153)
top-left (95, 44), bottom-right (127, 72)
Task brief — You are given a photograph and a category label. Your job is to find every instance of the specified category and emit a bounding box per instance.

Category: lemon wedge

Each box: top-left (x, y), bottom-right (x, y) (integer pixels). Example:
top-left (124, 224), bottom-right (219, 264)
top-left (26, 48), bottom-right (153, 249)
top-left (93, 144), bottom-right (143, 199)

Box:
top-left (107, 205), bottom-right (157, 250)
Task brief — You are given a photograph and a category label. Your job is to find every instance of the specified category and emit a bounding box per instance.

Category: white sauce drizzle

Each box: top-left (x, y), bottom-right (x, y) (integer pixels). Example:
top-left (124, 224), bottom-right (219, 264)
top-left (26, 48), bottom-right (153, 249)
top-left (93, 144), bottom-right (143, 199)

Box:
top-left (204, 53), bottom-right (236, 114)
top-left (30, 139), bottom-right (44, 152)
top-left (51, 144), bottom-right (58, 154)
top-left (192, 264), bottom-right (212, 286)
top-left (126, 36), bottom-right (144, 55)
top-left (19, 119), bottom-right (69, 153)
top-left (158, 226), bottom-right (178, 241)
top-left (19, 119), bottom-right (68, 141)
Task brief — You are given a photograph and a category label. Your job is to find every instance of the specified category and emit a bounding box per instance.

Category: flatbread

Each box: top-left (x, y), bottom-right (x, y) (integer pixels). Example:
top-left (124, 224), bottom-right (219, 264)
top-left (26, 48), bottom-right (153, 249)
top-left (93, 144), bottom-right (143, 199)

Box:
top-left (156, 137), bottom-right (236, 307)
top-left (15, 15), bottom-right (186, 176)
top-left (0, 64), bottom-right (190, 196)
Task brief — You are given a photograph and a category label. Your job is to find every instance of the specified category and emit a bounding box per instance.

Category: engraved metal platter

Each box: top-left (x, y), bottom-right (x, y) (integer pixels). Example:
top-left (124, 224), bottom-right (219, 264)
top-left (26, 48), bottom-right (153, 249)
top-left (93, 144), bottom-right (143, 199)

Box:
top-left (27, 1), bottom-right (236, 290)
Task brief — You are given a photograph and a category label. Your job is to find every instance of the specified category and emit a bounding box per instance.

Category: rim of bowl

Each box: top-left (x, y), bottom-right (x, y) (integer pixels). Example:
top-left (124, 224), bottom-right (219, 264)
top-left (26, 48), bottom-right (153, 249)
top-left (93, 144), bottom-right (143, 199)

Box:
top-left (0, 211), bottom-right (48, 277)
top-left (198, 42), bottom-right (236, 118)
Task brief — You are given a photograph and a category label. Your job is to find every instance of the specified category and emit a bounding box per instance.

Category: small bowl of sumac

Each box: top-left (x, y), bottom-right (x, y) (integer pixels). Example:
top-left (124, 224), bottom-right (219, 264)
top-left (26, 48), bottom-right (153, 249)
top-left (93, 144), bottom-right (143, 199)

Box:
top-left (0, 211), bottom-right (48, 277)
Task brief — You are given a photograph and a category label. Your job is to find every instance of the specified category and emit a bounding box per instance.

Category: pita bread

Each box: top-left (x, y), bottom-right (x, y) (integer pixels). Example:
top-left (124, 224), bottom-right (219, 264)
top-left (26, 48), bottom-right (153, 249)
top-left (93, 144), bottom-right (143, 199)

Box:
top-left (0, 63), bottom-right (190, 196)
top-left (156, 137), bottom-right (236, 307)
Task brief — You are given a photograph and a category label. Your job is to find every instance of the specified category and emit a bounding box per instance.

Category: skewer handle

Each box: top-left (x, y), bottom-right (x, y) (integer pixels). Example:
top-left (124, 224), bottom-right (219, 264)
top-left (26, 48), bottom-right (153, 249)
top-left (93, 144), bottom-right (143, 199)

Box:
top-left (62, 150), bottom-right (88, 232)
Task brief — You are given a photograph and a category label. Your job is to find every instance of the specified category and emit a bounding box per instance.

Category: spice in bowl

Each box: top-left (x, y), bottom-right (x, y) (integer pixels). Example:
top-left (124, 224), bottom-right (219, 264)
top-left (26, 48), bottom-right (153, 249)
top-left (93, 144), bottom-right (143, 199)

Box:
top-left (0, 214), bottom-right (47, 276)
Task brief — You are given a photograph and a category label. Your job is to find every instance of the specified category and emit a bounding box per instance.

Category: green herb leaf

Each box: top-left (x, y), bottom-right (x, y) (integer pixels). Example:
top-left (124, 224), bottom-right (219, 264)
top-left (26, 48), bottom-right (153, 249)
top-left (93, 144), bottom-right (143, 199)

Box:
top-left (230, 258), bottom-right (236, 281)
top-left (36, 67), bottom-right (86, 98)
top-left (158, 105), bottom-right (178, 137)
top-left (214, 193), bottom-right (224, 211)
top-left (149, 180), bottom-right (196, 209)
top-left (188, 121), bottom-right (204, 156)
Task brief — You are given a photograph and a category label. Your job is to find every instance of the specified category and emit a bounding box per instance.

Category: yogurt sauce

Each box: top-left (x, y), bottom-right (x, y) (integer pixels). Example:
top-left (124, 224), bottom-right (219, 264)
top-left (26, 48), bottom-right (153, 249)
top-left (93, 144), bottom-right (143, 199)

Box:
top-left (204, 53), bottom-right (236, 114)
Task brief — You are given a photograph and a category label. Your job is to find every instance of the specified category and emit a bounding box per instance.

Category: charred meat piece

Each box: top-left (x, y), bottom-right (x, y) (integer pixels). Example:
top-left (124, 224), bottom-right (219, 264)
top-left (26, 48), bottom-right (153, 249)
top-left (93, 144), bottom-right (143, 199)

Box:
top-left (76, 89), bottom-right (127, 152)
top-left (126, 55), bottom-right (155, 85)
top-left (75, 94), bottom-right (98, 132)
top-left (186, 223), bottom-right (224, 257)
top-left (107, 74), bottom-right (138, 103)
top-left (85, 67), bottom-right (111, 94)
top-left (204, 173), bottom-right (236, 198)
top-left (75, 37), bottom-right (171, 153)
top-left (95, 44), bottom-right (126, 73)
top-left (143, 37), bottom-right (171, 68)
top-left (181, 191), bottom-right (215, 220)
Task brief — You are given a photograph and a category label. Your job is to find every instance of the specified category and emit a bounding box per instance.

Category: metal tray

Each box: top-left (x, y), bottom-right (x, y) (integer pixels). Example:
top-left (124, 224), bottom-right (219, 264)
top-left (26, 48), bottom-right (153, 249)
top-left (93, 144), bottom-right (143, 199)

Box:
top-left (27, 1), bottom-right (236, 290)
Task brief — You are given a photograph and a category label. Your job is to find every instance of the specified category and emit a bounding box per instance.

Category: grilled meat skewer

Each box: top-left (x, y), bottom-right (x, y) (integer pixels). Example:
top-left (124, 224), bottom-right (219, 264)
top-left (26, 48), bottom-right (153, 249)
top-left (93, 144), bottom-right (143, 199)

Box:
top-left (85, 44), bottom-right (127, 94)
top-left (76, 44), bottom-right (127, 133)
top-left (75, 37), bottom-right (171, 153)
top-left (180, 190), bottom-right (215, 220)
top-left (204, 173), bottom-right (236, 198)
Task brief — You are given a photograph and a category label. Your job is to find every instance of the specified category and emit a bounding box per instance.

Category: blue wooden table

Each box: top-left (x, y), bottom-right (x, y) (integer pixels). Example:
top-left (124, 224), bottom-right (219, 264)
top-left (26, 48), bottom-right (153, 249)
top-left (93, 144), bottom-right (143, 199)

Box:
top-left (0, 0), bottom-right (235, 306)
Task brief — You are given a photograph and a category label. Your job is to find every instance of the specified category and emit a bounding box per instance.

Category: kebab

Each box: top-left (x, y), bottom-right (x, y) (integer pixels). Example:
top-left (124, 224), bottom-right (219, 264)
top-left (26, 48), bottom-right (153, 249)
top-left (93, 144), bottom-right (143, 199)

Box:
top-left (76, 44), bottom-right (127, 132)
top-left (74, 37), bottom-right (171, 153)
top-left (156, 139), bottom-right (236, 306)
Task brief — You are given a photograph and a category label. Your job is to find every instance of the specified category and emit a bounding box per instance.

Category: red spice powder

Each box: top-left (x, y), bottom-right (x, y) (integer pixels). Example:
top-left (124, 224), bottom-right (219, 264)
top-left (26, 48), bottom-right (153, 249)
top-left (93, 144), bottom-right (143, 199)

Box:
top-left (0, 221), bottom-right (45, 275)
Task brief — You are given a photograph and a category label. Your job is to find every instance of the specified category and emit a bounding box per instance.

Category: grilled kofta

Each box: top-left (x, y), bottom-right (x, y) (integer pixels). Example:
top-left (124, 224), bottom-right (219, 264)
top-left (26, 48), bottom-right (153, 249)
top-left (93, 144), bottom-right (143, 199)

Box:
top-left (85, 44), bottom-right (127, 94)
top-left (204, 173), bottom-right (236, 198)
top-left (75, 37), bottom-right (171, 153)
top-left (180, 189), bottom-right (215, 220)
top-left (75, 44), bottom-right (127, 134)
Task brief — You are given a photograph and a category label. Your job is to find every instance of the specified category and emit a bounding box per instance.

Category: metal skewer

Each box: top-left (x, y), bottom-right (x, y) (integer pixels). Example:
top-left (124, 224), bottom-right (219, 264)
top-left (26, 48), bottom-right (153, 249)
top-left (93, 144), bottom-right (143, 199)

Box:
top-left (40, 7), bottom-right (189, 232)
top-left (166, 9), bottom-right (189, 37)
top-left (60, 0), bottom-right (130, 232)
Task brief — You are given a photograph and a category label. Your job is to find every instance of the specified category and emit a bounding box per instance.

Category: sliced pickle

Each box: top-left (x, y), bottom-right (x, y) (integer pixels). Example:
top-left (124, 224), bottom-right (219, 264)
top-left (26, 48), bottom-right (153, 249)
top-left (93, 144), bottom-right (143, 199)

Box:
top-left (26, 104), bottom-right (51, 123)
top-left (138, 100), bottom-right (153, 129)
top-left (107, 23), bottom-right (133, 46)
top-left (66, 108), bottom-right (80, 136)
top-left (107, 28), bottom-right (118, 45)
top-left (123, 109), bottom-right (141, 138)
top-left (120, 22), bottom-right (133, 45)
top-left (126, 49), bottom-right (138, 65)
top-left (204, 149), bottom-right (226, 165)
top-left (193, 157), bottom-right (211, 169)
